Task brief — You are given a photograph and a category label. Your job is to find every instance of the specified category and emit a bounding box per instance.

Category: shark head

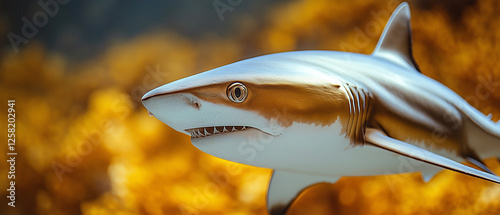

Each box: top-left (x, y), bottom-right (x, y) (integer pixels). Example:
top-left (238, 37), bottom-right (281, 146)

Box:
top-left (142, 53), bottom-right (352, 168)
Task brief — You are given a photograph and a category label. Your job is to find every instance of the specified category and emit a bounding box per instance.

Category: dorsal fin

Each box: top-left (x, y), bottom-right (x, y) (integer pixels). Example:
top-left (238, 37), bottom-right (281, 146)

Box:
top-left (372, 2), bottom-right (420, 72)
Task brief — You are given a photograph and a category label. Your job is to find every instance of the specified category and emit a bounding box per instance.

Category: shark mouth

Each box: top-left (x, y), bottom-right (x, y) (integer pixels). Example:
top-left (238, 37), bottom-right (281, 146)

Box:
top-left (186, 126), bottom-right (252, 139)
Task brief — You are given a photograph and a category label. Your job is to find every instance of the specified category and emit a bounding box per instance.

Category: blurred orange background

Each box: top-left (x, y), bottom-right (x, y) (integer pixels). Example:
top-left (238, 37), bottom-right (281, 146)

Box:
top-left (1, 0), bottom-right (500, 214)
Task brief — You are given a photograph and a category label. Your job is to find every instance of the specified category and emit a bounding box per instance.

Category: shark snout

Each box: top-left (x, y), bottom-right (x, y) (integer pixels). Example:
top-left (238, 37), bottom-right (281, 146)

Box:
top-left (142, 88), bottom-right (284, 139)
top-left (142, 92), bottom-right (205, 135)
top-left (141, 86), bottom-right (171, 101)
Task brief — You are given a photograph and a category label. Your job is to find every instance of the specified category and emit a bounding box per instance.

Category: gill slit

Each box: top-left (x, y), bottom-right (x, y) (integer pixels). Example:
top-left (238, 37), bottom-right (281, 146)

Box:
top-left (344, 83), bottom-right (372, 146)
top-left (344, 83), bottom-right (356, 141)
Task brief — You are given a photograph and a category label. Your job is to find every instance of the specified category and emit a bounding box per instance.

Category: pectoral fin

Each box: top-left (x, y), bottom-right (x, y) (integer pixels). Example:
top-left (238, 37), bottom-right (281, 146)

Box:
top-left (465, 156), bottom-right (497, 175)
top-left (365, 128), bottom-right (500, 184)
top-left (267, 170), bottom-right (340, 215)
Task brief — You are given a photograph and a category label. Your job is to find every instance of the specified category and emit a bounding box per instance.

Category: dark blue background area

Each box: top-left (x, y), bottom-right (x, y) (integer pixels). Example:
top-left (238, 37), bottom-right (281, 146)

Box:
top-left (0, 0), bottom-right (475, 62)
top-left (1, 0), bottom-right (286, 61)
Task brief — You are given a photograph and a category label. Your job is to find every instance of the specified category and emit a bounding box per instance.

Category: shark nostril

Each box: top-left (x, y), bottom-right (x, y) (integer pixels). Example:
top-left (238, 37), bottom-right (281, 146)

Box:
top-left (184, 97), bottom-right (202, 109)
top-left (193, 101), bottom-right (201, 109)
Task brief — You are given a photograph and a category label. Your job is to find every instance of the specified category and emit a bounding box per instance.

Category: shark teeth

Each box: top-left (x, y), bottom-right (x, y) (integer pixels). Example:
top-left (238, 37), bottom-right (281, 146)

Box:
top-left (186, 126), bottom-right (252, 139)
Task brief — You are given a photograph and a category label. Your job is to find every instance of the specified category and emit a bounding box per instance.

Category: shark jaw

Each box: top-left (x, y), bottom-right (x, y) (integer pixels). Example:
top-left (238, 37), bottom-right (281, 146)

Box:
top-left (186, 126), bottom-right (252, 139)
top-left (187, 125), bottom-right (279, 166)
top-left (141, 90), bottom-right (287, 164)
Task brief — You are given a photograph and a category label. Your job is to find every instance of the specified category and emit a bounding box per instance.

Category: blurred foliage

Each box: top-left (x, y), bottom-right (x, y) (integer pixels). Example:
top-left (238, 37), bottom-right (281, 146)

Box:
top-left (1, 0), bottom-right (500, 214)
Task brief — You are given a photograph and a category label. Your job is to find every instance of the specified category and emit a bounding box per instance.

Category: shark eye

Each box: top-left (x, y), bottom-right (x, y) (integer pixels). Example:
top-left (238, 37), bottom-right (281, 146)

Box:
top-left (227, 82), bottom-right (248, 103)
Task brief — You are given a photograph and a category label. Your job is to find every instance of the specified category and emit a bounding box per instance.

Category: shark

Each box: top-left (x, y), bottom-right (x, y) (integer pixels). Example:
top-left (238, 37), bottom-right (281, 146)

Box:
top-left (141, 2), bottom-right (500, 215)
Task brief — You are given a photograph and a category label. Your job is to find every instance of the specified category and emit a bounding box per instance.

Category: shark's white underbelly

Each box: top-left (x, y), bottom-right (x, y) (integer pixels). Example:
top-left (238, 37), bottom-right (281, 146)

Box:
top-left (260, 121), bottom-right (439, 176)
top-left (194, 120), bottom-right (440, 177)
